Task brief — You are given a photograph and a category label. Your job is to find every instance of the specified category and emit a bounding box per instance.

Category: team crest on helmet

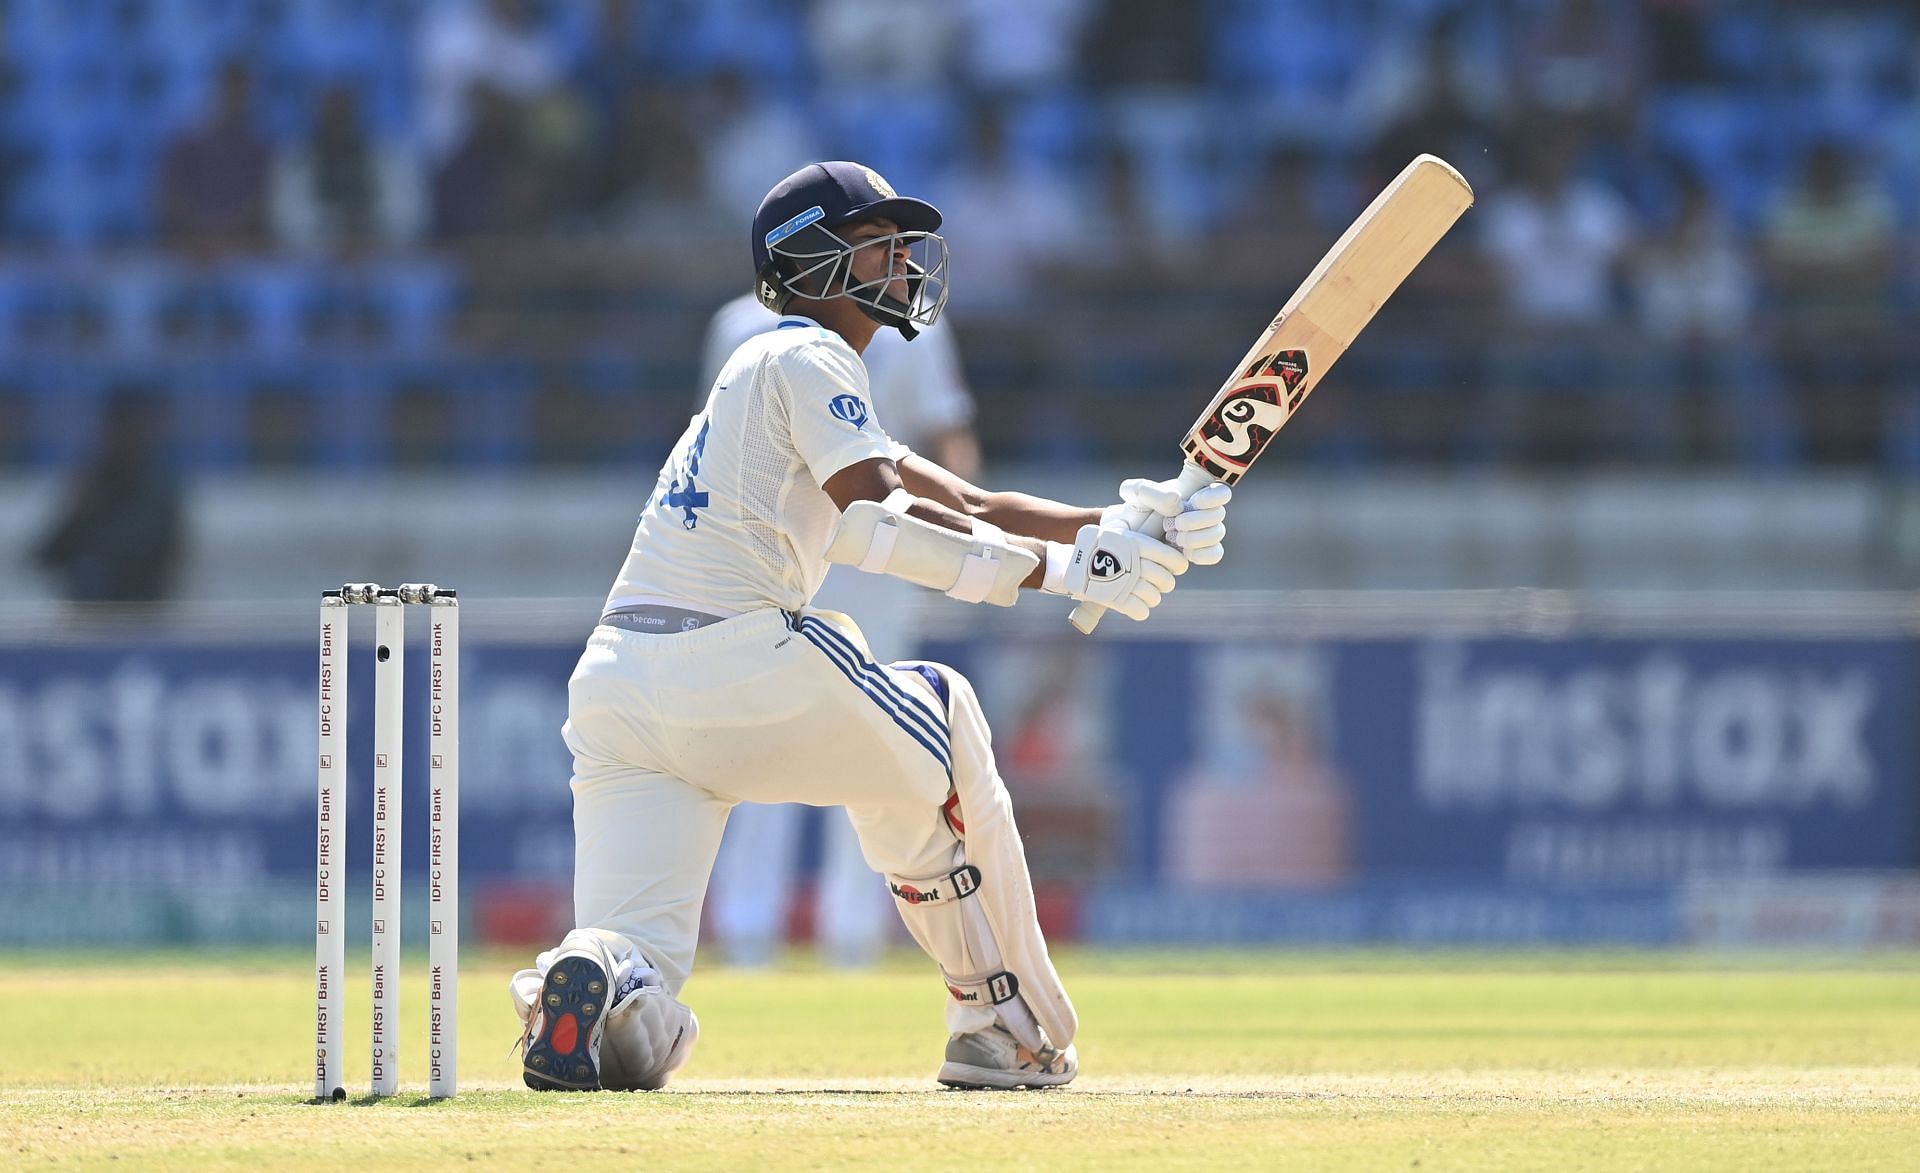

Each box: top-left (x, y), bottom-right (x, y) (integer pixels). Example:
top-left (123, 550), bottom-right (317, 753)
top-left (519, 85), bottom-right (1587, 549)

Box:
top-left (862, 167), bottom-right (896, 199)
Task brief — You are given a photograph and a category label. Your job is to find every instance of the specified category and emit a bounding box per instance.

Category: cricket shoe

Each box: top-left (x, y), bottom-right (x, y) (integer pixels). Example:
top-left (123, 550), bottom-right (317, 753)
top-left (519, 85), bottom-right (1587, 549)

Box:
top-left (521, 949), bottom-right (613, 1091)
top-left (937, 1024), bottom-right (1077, 1090)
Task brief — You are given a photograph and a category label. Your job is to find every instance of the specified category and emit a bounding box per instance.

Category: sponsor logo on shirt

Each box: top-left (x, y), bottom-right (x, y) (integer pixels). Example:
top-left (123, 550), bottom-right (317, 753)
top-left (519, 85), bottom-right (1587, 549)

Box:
top-left (829, 394), bottom-right (868, 427)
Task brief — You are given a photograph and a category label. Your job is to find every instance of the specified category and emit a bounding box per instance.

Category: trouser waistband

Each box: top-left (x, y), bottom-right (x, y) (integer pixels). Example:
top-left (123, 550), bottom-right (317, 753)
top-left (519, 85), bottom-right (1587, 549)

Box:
top-left (600, 603), bottom-right (727, 634)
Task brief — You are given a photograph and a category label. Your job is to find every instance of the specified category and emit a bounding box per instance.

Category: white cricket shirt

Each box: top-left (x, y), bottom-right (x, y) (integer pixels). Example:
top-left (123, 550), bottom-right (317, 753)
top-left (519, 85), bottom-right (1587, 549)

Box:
top-left (605, 317), bottom-right (907, 615)
top-left (700, 293), bottom-right (974, 449)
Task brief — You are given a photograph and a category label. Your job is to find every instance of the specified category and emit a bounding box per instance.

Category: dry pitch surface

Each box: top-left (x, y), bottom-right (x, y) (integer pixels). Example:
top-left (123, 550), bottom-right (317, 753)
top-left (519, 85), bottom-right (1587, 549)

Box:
top-left (3, 948), bottom-right (1917, 1170)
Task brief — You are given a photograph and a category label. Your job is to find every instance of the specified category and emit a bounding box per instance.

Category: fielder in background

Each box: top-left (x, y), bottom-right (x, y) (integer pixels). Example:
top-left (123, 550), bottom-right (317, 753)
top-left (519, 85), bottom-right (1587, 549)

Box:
top-left (701, 287), bottom-right (981, 970)
top-left (511, 160), bottom-right (1231, 1092)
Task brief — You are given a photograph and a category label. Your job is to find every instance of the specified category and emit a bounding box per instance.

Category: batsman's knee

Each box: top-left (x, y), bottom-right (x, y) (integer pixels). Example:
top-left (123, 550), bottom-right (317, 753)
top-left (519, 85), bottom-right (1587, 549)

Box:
top-left (890, 658), bottom-right (953, 710)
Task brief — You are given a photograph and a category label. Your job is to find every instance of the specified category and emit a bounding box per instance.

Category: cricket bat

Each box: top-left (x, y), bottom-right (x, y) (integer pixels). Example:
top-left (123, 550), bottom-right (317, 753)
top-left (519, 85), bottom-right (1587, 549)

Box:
top-left (1071, 153), bottom-right (1475, 633)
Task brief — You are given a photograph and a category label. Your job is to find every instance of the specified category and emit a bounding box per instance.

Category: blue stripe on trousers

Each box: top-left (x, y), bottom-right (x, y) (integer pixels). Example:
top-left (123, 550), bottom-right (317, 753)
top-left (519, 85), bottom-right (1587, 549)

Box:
top-left (797, 624), bottom-right (952, 775)
top-left (798, 617), bottom-right (950, 757)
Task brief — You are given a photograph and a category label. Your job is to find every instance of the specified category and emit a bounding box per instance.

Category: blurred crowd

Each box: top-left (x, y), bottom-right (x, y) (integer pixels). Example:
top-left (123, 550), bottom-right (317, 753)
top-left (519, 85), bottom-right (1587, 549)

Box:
top-left (1, 0), bottom-right (1918, 472)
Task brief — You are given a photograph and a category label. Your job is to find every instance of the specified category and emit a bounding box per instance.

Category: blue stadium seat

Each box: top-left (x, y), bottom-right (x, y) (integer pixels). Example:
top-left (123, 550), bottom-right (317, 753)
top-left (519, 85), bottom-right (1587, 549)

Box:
top-left (818, 89), bottom-right (961, 193)
top-left (19, 355), bottom-right (198, 472)
top-left (1647, 91), bottom-right (1785, 231)
top-left (1005, 93), bottom-right (1094, 173)
top-left (302, 354), bottom-right (391, 467)
top-left (378, 355), bottom-right (538, 468)
top-left (220, 258), bottom-right (325, 358)
top-left (0, 263), bottom-right (46, 353)
top-left (1704, 9), bottom-right (1777, 86)
top-left (95, 258), bottom-right (179, 356)
top-left (365, 258), bottom-right (459, 358)
top-left (10, 0), bottom-right (111, 60)
top-left (1214, 0), bottom-right (1368, 109)
top-left (1787, 8), bottom-right (1911, 102)
top-left (147, 0), bottom-right (249, 75)
top-left (9, 157), bottom-right (103, 249)
top-left (667, 0), bottom-right (808, 85)
top-left (362, 28), bottom-right (420, 140)
top-left (275, 0), bottom-right (391, 81)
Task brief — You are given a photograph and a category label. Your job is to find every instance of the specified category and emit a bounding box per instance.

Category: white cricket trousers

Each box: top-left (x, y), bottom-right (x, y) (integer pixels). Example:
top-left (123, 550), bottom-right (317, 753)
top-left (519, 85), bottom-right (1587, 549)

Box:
top-left (562, 607), bottom-right (959, 994)
top-left (709, 565), bottom-right (922, 964)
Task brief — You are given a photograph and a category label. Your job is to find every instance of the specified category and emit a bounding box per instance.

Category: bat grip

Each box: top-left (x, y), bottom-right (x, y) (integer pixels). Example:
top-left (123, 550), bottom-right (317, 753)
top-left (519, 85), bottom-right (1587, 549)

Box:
top-left (1069, 462), bottom-right (1216, 634)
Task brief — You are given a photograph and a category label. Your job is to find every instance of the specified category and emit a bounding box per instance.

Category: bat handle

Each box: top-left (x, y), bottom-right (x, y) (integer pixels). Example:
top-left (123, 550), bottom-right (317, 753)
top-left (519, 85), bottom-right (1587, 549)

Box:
top-left (1069, 462), bottom-right (1217, 634)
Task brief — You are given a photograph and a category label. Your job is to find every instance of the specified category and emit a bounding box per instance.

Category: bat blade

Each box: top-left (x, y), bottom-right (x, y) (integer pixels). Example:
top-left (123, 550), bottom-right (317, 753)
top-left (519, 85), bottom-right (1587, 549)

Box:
top-left (1071, 154), bottom-right (1473, 634)
top-left (1182, 154), bottom-right (1474, 483)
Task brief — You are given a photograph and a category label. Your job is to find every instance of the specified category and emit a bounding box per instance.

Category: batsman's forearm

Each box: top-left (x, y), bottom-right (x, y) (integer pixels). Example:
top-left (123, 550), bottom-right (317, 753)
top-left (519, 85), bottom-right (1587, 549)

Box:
top-left (972, 492), bottom-right (1100, 545)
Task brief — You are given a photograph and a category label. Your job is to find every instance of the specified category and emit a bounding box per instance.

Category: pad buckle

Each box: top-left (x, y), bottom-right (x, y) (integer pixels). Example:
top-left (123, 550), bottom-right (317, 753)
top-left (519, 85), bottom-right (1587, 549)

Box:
top-left (945, 970), bottom-right (1021, 1007)
top-left (887, 864), bottom-right (981, 907)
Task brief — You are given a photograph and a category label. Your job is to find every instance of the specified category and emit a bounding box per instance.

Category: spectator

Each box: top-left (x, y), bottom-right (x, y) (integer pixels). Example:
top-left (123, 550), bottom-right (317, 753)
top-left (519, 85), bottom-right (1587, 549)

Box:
top-left (418, 0), bottom-right (561, 162)
top-left (595, 85), bottom-right (701, 220)
top-left (700, 68), bottom-right (820, 220)
top-left (1631, 168), bottom-right (1788, 467)
top-left (1062, 141), bottom-right (1162, 279)
top-left (951, 0), bottom-right (1092, 101)
top-left (575, 0), bottom-right (658, 135)
top-left (1512, 0), bottom-right (1645, 135)
top-left (1207, 147), bottom-right (1330, 294)
top-left (1477, 129), bottom-right (1640, 461)
top-left (1482, 133), bottom-right (1638, 327)
top-left (32, 391), bottom-right (186, 605)
top-left (158, 61), bottom-right (271, 254)
top-left (271, 85), bottom-right (427, 255)
top-left (0, 15), bottom-right (25, 238)
top-left (433, 85), bottom-right (530, 239)
top-left (1079, 0), bottom-right (1207, 91)
top-left (595, 87), bottom-right (731, 265)
top-left (1642, 0), bottom-right (1719, 90)
top-left (1079, 0), bottom-right (1214, 244)
top-left (1761, 140), bottom-right (1899, 325)
top-left (807, 0), bottom-right (956, 86)
top-left (937, 101), bottom-right (1085, 309)
top-left (517, 85), bottom-right (599, 230)
top-left (1356, 8), bottom-right (1511, 189)
top-left (1760, 139), bottom-right (1900, 462)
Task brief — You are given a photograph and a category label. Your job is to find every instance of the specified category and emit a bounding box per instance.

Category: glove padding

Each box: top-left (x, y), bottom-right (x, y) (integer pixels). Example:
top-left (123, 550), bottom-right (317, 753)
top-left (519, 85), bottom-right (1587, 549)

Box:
top-left (1044, 522), bottom-right (1189, 621)
top-left (1101, 479), bottom-right (1233, 567)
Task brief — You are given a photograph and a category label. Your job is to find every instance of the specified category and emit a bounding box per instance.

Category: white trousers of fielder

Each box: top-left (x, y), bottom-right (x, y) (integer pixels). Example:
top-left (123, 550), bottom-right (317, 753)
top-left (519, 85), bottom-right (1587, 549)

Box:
top-left (540, 606), bottom-right (1075, 1068)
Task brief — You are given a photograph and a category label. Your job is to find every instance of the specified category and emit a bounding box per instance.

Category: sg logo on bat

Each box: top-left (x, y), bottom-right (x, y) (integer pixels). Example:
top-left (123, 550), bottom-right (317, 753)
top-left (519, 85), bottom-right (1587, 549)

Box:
top-left (1186, 347), bottom-right (1310, 483)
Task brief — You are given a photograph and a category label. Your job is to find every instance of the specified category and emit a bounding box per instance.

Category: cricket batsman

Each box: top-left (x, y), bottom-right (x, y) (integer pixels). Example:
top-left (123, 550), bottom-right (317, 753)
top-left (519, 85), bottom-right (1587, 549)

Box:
top-left (510, 161), bottom-right (1233, 1091)
top-left (702, 283), bottom-right (980, 971)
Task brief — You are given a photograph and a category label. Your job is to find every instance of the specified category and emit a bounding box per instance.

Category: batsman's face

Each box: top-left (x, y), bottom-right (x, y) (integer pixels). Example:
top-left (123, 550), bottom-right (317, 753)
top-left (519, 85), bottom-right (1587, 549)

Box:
top-left (843, 218), bottom-right (911, 301)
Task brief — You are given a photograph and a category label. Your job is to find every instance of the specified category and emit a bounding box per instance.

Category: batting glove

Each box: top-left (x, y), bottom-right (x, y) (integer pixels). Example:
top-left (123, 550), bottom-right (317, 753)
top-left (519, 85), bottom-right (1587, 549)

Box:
top-left (1041, 522), bottom-right (1189, 621)
top-left (1101, 478), bottom-right (1233, 568)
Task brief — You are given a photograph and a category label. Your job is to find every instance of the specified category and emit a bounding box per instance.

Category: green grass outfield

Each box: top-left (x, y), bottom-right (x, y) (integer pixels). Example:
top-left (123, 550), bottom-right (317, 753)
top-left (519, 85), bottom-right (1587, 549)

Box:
top-left (3, 948), bottom-right (1918, 1170)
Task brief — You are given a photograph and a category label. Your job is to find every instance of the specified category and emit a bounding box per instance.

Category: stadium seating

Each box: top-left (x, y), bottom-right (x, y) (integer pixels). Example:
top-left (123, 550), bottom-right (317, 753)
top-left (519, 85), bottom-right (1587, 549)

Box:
top-left (0, 0), bottom-right (1913, 473)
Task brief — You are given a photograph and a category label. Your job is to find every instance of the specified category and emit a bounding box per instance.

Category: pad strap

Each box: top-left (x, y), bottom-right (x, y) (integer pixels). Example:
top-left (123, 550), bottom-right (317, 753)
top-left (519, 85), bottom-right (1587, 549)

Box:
top-left (948, 554), bottom-right (1000, 604)
top-left (887, 864), bottom-right (981, 907)
top-left (861, 487), bottom-right (916, 572)
top-left (859, 525), bottom-right (897, 574)
top-left (946, 970), bottom-right (1021, 1008)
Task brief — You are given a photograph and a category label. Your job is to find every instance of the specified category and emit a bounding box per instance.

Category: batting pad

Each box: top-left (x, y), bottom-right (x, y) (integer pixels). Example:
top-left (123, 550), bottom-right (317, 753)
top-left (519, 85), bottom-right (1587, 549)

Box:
top-left (885, 667), bottom-right (1077, 1053)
